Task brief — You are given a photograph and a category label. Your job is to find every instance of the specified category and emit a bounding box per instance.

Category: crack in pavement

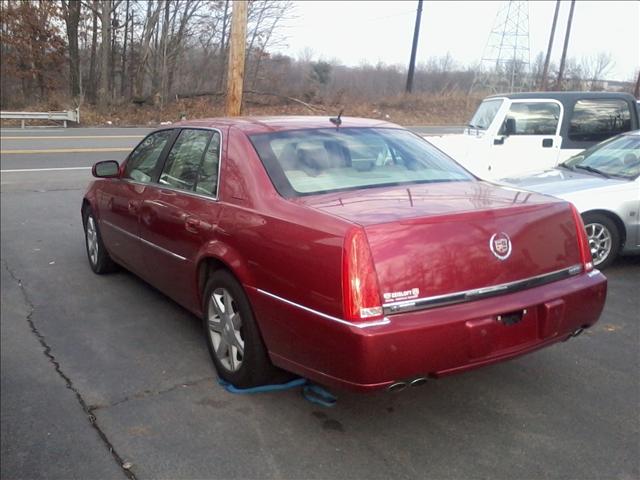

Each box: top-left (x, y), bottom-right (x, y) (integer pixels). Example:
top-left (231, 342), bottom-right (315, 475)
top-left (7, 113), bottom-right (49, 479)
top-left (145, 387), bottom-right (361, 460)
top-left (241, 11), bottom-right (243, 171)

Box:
top-left (2, 259), bottom-right (137, 480)
top-left (89, 376), bottom-right (214, 412)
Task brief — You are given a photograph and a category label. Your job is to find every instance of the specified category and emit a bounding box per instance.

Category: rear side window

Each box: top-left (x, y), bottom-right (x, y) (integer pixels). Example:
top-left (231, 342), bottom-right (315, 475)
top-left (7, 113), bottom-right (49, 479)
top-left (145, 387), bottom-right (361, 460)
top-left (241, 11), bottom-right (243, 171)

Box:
top-left (501, 102), bottom-right (560, 135)
top-left (159, 129), bottom-right (212, 192)
top-left (195, 132), bottom-right (221, 196)
top-left (124, 130), bottom-right (173, 183)
top-left (568, 99), bottom-right (632, 142)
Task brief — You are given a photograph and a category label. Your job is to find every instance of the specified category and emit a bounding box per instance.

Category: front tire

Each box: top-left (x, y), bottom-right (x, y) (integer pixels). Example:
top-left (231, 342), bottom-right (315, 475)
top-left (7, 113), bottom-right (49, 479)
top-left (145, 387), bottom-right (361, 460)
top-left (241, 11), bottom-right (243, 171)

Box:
top-left (83, 207), bottom-right (117, 274)
top-left (203, 270), bottom-right (285, 388)
top-left (582, 212), bottom-right (621, 270)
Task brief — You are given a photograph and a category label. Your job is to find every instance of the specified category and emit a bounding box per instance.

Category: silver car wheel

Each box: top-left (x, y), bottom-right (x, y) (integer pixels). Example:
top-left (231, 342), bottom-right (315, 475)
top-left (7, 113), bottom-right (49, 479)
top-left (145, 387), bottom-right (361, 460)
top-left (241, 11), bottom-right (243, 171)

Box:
top-left (585, 222), bottom-right (612, 267)
top-left (208, 288), bottom-right (244, 372)
top-left (86, 216), bottom-right (99, 266)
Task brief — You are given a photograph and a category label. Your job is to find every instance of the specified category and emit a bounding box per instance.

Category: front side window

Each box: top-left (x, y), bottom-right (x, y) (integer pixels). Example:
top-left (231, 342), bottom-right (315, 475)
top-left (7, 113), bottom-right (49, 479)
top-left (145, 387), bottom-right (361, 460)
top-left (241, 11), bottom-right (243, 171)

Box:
top-left (194, 132), bottom-right (221, 196)
top-left (469, 99), bottom-right (503, 130)
top-left (568, 99), bottom-right (632, 142)
top-left (159, 129), bottom-right (213, 192)
top-left (564, 134), bottom-right (640, 179)
top-left (501, 102), bottom-right (560, 135)
top-left (124, 130), bottom-right (173, 183)
top-left (249, 128), bottom-right (473, 197)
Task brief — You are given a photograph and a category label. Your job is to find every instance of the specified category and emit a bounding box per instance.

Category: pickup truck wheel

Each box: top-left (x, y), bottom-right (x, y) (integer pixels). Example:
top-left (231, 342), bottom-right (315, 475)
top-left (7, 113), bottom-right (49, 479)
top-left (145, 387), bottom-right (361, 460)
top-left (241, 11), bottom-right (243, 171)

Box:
top-left (203, 270), bottom-right (287, 388)
top-left (582, 213), bottom-right (620, 270)
top-left (83, 208), bottom-right (117, 274)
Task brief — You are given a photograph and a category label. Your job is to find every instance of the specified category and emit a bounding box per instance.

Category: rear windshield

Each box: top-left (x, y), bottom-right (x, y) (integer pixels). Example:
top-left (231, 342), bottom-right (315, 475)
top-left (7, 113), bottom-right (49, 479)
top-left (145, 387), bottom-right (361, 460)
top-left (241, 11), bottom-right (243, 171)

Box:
top-left (249, 128), bottom-right (473, 197)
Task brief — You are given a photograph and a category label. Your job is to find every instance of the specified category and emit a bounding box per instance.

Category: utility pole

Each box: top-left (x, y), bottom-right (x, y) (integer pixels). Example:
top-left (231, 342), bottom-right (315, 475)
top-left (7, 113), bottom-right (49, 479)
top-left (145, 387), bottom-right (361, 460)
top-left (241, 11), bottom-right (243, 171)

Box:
top-left (405, 0), bottom-right (423, 94)
top-left (634, 70), bottom-right (640, 99)
top-left (556, 0), bottom-right (576, 91)
top-left (225, 0), bottom-right (248, 116)
top-left (540, 0), bottom-right (560, 91)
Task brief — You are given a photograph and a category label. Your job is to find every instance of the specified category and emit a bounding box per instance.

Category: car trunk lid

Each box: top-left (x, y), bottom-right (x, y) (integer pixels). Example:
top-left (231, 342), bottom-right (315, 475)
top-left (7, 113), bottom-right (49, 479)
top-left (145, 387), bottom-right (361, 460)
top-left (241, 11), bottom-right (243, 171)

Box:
top-left (297, 182), bottom-right (582, 310)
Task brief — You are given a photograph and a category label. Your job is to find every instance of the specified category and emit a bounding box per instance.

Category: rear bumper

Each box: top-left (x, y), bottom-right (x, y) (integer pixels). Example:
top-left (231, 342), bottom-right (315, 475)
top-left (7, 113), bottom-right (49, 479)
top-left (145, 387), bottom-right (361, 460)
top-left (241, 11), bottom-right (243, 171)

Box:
top-left (249, 270), bottom-right (607, 392)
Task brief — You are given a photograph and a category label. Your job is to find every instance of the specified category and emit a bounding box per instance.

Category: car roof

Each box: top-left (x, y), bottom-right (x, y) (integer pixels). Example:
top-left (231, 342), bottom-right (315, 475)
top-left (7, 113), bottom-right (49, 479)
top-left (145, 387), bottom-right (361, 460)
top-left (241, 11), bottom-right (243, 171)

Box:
top-left (486, 91), bottom-right (636, 102)
top-left (171, 116), bottom-right (402, 134)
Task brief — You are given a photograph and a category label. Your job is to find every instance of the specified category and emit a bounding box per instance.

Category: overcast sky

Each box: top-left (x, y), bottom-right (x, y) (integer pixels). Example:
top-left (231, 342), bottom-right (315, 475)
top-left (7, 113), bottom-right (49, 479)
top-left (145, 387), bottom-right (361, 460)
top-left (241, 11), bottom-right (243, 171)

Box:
top-left (272, 0), bottom-right (640, 81)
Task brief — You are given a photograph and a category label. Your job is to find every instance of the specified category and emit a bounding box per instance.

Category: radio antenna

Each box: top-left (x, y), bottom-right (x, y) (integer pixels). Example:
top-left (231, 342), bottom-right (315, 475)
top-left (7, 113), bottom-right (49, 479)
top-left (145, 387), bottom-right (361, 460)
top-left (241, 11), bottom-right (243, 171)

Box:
top-left (329, 109), bottom-right (344, 128)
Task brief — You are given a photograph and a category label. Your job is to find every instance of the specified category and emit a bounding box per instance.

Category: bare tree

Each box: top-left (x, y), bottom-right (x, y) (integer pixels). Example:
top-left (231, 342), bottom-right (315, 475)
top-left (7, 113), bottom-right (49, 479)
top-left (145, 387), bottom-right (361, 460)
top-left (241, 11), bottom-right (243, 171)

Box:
top-left (581, 52), bottom-right (614, 90)
top-left (132, 0), bottom-right (161, 99)
top-left (61, 0), bottom-right (82, 99)
top-left (88, 0), bottom-right (98, 103)
top-left (247, 1), bottom-right (294, 89)
top-left (119, 0), bottom-right (129, 98)
top-left (84, 0), bottom-right (122, 107)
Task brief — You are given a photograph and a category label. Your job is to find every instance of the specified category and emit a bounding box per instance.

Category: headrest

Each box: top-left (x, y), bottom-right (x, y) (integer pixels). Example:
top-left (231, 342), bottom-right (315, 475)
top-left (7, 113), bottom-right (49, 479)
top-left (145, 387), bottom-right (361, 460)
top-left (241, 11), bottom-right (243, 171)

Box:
top-left (297, 144), bottom-right (332, 171)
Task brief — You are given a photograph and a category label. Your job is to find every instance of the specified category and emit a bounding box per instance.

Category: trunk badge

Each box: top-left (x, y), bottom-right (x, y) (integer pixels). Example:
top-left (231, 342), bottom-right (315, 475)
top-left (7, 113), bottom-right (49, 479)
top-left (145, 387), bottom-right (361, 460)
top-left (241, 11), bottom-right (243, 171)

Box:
top-left (490, 233), bottom-right (512, 260)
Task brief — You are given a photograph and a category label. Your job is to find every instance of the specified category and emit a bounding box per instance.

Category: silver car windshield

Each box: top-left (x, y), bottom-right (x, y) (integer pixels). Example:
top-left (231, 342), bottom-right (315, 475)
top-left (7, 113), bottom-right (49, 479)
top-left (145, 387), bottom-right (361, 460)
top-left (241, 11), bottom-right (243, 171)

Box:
top-left (564, 134), bottom-right (640, 180)
top-left (468, 99), bottom-right (503, 130)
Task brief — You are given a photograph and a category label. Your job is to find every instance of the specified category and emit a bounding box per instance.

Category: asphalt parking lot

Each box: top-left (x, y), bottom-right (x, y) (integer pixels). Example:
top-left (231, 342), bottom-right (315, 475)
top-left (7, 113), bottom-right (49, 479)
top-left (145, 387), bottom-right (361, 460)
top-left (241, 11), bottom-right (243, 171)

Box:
top-left (1, 127), bottom-right (638, 480)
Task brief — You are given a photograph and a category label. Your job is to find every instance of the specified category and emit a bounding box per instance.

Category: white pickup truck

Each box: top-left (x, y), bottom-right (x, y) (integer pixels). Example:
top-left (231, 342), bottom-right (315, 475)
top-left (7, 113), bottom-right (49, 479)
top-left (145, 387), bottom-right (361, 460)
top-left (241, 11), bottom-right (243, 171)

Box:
top-left (428, 92), bottom-right (640, 180)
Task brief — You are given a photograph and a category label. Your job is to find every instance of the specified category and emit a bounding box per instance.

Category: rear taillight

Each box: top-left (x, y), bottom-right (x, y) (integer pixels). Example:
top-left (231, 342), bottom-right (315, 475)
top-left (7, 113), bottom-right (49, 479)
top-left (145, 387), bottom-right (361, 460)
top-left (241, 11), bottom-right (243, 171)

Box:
top-left (342, 227), bottom-right (384, 322)
top-left (570, 204), bottom-right (594, 272)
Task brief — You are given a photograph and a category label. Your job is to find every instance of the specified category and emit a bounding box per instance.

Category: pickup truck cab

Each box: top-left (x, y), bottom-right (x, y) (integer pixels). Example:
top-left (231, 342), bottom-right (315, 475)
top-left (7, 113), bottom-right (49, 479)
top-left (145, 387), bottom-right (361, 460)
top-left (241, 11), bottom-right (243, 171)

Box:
top-left (428, 92), bottom-right (640, 180)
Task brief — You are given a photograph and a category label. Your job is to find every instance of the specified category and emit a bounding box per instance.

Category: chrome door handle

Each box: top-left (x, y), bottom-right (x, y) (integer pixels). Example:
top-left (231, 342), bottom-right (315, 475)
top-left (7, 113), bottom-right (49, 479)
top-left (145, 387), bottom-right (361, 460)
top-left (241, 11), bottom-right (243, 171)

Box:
top-left (128, 200), bottom-right (140, 213)
top-left (185, 217), bottom-right (201, 233)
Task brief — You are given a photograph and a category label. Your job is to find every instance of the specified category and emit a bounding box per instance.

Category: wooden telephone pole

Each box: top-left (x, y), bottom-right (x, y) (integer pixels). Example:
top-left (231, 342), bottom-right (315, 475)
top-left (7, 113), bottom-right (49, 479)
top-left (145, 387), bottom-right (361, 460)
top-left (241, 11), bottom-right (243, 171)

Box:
top-left (540, 0), bottom-right (560, 91)
top-left (405, 0), bottom-right (424, 93)
top-left (225, 0), bottom-right (248, 116)
top-left (556, 0), bottom-right (576, 91)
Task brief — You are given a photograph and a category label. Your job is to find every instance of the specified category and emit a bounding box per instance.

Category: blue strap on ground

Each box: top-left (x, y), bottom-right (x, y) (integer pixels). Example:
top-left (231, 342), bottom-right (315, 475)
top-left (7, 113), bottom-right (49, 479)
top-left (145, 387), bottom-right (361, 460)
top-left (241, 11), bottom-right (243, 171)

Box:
top-left (217, 377), bottom-right (337, 407)
top-left (217, 377), bottom-right (306, 394)
top-left (302, 383), bottom-right (337, 407)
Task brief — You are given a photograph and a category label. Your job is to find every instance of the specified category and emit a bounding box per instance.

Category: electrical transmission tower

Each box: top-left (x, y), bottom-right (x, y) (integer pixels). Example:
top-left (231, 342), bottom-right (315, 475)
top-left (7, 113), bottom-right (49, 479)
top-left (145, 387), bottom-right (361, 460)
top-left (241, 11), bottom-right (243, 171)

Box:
top-left (473, 0), bottom-right (531, 94)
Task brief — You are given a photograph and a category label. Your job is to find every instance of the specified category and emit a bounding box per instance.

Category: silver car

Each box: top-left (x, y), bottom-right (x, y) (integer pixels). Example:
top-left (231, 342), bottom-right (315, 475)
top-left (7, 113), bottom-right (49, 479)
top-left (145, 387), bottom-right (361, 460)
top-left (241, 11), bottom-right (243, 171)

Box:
top-left (506, 130), bottom-right (640, 269)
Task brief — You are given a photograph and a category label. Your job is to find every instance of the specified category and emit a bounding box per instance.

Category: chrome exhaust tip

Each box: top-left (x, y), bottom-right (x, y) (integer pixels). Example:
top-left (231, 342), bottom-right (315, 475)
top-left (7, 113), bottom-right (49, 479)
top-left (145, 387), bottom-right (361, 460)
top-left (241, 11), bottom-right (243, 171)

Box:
top-left (409, 377), bottom-right (428, 387)
top-left (387, 382), bottom-right (408, 393)
top-left (571, 327), bottom-right (584, 338)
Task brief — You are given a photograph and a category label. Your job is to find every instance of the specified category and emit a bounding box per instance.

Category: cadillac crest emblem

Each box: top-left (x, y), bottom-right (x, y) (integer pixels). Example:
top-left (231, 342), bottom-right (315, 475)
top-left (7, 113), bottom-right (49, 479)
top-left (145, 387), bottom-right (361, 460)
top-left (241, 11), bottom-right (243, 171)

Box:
top-left (490, 232), bottom-right (512, 260)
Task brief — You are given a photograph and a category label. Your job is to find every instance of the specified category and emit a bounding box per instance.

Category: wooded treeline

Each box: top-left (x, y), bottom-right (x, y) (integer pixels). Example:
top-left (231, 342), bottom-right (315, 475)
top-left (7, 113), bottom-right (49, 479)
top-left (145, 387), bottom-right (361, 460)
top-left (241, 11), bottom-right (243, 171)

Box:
top-left (0, 0), bottom-right (635, 112)
top-left (1, 0), bottom-right (294, 108)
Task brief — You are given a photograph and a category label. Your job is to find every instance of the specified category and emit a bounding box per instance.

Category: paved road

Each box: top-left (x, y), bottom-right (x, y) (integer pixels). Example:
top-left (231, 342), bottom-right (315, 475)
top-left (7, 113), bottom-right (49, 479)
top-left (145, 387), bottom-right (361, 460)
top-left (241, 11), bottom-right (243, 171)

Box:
top-left (1, 127), bottom-right (638, 480)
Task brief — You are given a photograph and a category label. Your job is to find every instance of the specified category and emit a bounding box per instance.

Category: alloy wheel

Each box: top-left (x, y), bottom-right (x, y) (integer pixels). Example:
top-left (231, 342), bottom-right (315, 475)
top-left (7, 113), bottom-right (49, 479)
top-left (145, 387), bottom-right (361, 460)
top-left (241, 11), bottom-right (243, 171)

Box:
top-left (86, 216), bottom-right (99, 266)
top-left (207, 288), bottom-right (244, 372)
top-left (585, 222), bottom-right (611, 267)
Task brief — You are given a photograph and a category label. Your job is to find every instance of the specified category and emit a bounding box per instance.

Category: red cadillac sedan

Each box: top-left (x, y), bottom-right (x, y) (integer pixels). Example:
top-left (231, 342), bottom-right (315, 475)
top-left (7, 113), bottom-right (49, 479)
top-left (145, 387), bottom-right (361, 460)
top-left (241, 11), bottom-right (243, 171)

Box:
top-left (82, 117), bottom-right (607, 392)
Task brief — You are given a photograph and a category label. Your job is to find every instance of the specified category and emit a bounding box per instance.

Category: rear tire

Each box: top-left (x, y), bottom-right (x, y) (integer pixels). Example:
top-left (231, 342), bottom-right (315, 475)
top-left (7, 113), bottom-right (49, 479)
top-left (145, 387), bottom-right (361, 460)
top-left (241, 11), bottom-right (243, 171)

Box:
top-left (83, 207), bottom-right (117, 274)
top-left (203, 270), bottom-right (289, 388)
top-left (581, 212), bottom-right (621, 270)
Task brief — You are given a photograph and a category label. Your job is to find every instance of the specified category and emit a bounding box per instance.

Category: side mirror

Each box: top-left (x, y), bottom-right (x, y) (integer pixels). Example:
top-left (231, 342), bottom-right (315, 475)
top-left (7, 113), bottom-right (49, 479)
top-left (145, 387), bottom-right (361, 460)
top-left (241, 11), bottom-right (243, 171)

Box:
top-left (502, 117), bottom-right (516, 136)
top-left (92, 160), bottom-right (120, 178)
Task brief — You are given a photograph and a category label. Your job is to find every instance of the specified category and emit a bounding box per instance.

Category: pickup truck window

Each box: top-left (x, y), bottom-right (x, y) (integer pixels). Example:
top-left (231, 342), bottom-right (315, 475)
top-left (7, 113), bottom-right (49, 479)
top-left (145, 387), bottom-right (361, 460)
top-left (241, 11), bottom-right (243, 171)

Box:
top-left (469, 99), bottom-right (503, 129)
top-left (500, 102), bottom-right (560, 135)
top-left (568, 99), bottom-right (632, 143)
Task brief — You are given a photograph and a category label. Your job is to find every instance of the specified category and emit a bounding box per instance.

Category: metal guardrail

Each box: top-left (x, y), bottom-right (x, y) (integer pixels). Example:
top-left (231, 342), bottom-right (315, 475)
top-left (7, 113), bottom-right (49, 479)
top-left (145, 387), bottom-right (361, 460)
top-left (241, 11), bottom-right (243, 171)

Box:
top-left (0, 108), bottom-right (80, 128)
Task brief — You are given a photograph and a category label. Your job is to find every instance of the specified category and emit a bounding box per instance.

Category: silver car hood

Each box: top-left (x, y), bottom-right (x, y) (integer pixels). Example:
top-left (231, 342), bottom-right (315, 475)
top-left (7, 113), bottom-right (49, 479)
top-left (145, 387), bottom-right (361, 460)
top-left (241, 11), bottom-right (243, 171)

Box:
top-left (505, 168), bottom-right (629, 197)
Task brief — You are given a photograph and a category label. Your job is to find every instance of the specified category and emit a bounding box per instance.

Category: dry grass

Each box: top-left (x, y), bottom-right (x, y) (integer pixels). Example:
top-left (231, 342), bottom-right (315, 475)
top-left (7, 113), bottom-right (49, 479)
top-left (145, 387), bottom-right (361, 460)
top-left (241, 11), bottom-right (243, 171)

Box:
top-left (1, 92), bottom-right (483, 128)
